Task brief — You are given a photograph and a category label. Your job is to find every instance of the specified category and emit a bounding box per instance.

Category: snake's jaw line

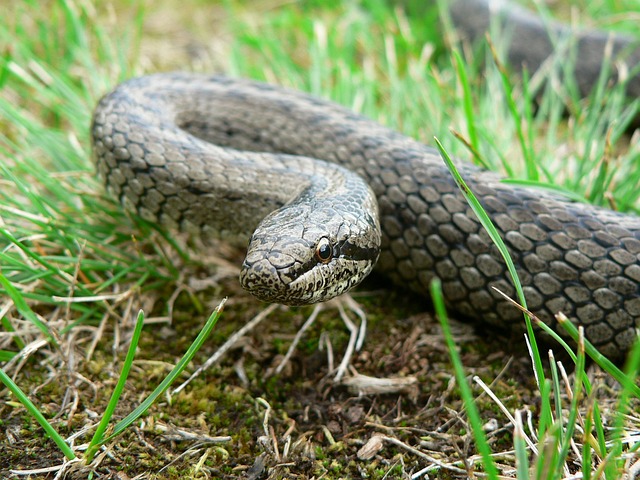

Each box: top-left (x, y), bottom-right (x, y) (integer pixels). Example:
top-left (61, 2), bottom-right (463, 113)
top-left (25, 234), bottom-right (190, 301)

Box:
top-left (240, 255), bottom-right (379, 306)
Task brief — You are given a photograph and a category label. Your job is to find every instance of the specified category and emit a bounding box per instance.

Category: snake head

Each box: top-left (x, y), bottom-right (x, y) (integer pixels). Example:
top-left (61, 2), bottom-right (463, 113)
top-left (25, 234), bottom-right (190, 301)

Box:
top-left (239, 201), bottom-right (381, 306)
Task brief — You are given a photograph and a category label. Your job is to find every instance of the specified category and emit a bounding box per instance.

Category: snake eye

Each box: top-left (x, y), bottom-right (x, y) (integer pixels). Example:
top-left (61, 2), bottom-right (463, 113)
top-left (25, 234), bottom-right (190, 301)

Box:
top-left (315, 237), bottom-right (333, 264)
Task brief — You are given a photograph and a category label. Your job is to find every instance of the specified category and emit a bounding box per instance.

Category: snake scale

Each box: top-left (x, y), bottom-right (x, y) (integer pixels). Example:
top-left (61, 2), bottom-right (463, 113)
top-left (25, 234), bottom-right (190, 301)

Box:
top-left (91, 0), bottom-right (640, 359)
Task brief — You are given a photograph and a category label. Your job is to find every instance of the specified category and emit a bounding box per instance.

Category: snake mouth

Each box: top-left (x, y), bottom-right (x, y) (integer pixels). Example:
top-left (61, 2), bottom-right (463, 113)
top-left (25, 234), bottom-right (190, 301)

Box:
top-left (239, 277), bottom-right (312, 306)
top-left (240, 254), bottom-right (377, 306)
top-left (239, 264), bottom-right (316, 306)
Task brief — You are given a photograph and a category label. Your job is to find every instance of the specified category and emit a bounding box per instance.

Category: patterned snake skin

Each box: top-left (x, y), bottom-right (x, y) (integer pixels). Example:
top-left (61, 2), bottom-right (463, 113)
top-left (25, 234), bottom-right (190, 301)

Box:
top-left (91, 1), bottom-right (640, 358)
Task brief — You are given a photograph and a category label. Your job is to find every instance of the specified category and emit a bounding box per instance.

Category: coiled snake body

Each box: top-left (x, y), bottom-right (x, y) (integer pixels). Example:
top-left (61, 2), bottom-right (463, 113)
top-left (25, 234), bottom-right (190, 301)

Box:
top-left (91, 0), bottom-right (640, 358)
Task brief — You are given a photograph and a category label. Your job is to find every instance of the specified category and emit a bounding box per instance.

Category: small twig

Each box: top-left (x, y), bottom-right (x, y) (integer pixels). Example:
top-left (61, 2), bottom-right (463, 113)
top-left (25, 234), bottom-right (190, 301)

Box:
top-left (275, 303), bottom-right (323, 375)
top-left (334, 300), bottom-right (359, 381)
top-left (274, 294), bottom-right (368, 381)
top-left (473, 376), bottom-right (538, 454)
top-left (154, 423), bottom-right (231, 444)
top-left (319, 331), bottom-right (334, 373)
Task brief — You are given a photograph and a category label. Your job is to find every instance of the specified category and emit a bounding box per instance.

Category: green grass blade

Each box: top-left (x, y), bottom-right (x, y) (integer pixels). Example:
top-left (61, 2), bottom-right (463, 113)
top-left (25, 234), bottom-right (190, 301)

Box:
top-left (487, 40), bottom-right (538, 181)
top-left (581, 397), bottom-right (594, 480)
top-left (85, 309), bottom-right (147, 462)
top-left (0, 368), bottom-right (76, 460)
top-left (493, 292), bottom-right (611, 465)
top-left (552, 329), bottom-right (586, 478)
top-left (605, 337), bottom-right (640, 477)
top-left (0, 272), bottom-right (55, 346)
top-left (101, 300), bottom-right (225, 445)
top-left (434, 137), bottom-right (547, 394)
top-left (548, 352), bottom-right (562, 429)
top-left (499, 178), bottom-right (588, 203)
top-left (556, 313), bottom-right (640, 398)
top-left (452, 49), bottom-right (482, 165)
top-left (537, 378), bottom-right (553, 444)
top-left (514, 410), bottom-right (530, 479)
top-left (430, 278), bottom-right (499, 479)
top-left (0, 351), bottom-right (17, 361)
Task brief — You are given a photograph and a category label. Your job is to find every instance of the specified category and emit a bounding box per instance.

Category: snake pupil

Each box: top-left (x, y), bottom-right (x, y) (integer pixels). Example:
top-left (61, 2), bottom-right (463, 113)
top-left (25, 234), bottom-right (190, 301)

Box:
top-left (315, 238), bottom-right (333, 263)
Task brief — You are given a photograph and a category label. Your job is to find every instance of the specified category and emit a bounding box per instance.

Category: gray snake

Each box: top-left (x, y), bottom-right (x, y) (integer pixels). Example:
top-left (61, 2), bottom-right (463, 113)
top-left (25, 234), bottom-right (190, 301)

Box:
top-left (91, 0), bottom-right (640, 359)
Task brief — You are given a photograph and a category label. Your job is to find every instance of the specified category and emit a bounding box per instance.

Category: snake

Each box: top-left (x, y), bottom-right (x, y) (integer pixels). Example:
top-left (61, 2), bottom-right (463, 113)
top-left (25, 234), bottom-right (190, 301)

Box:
top-left (91, 0), bottom-right (640, 359)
